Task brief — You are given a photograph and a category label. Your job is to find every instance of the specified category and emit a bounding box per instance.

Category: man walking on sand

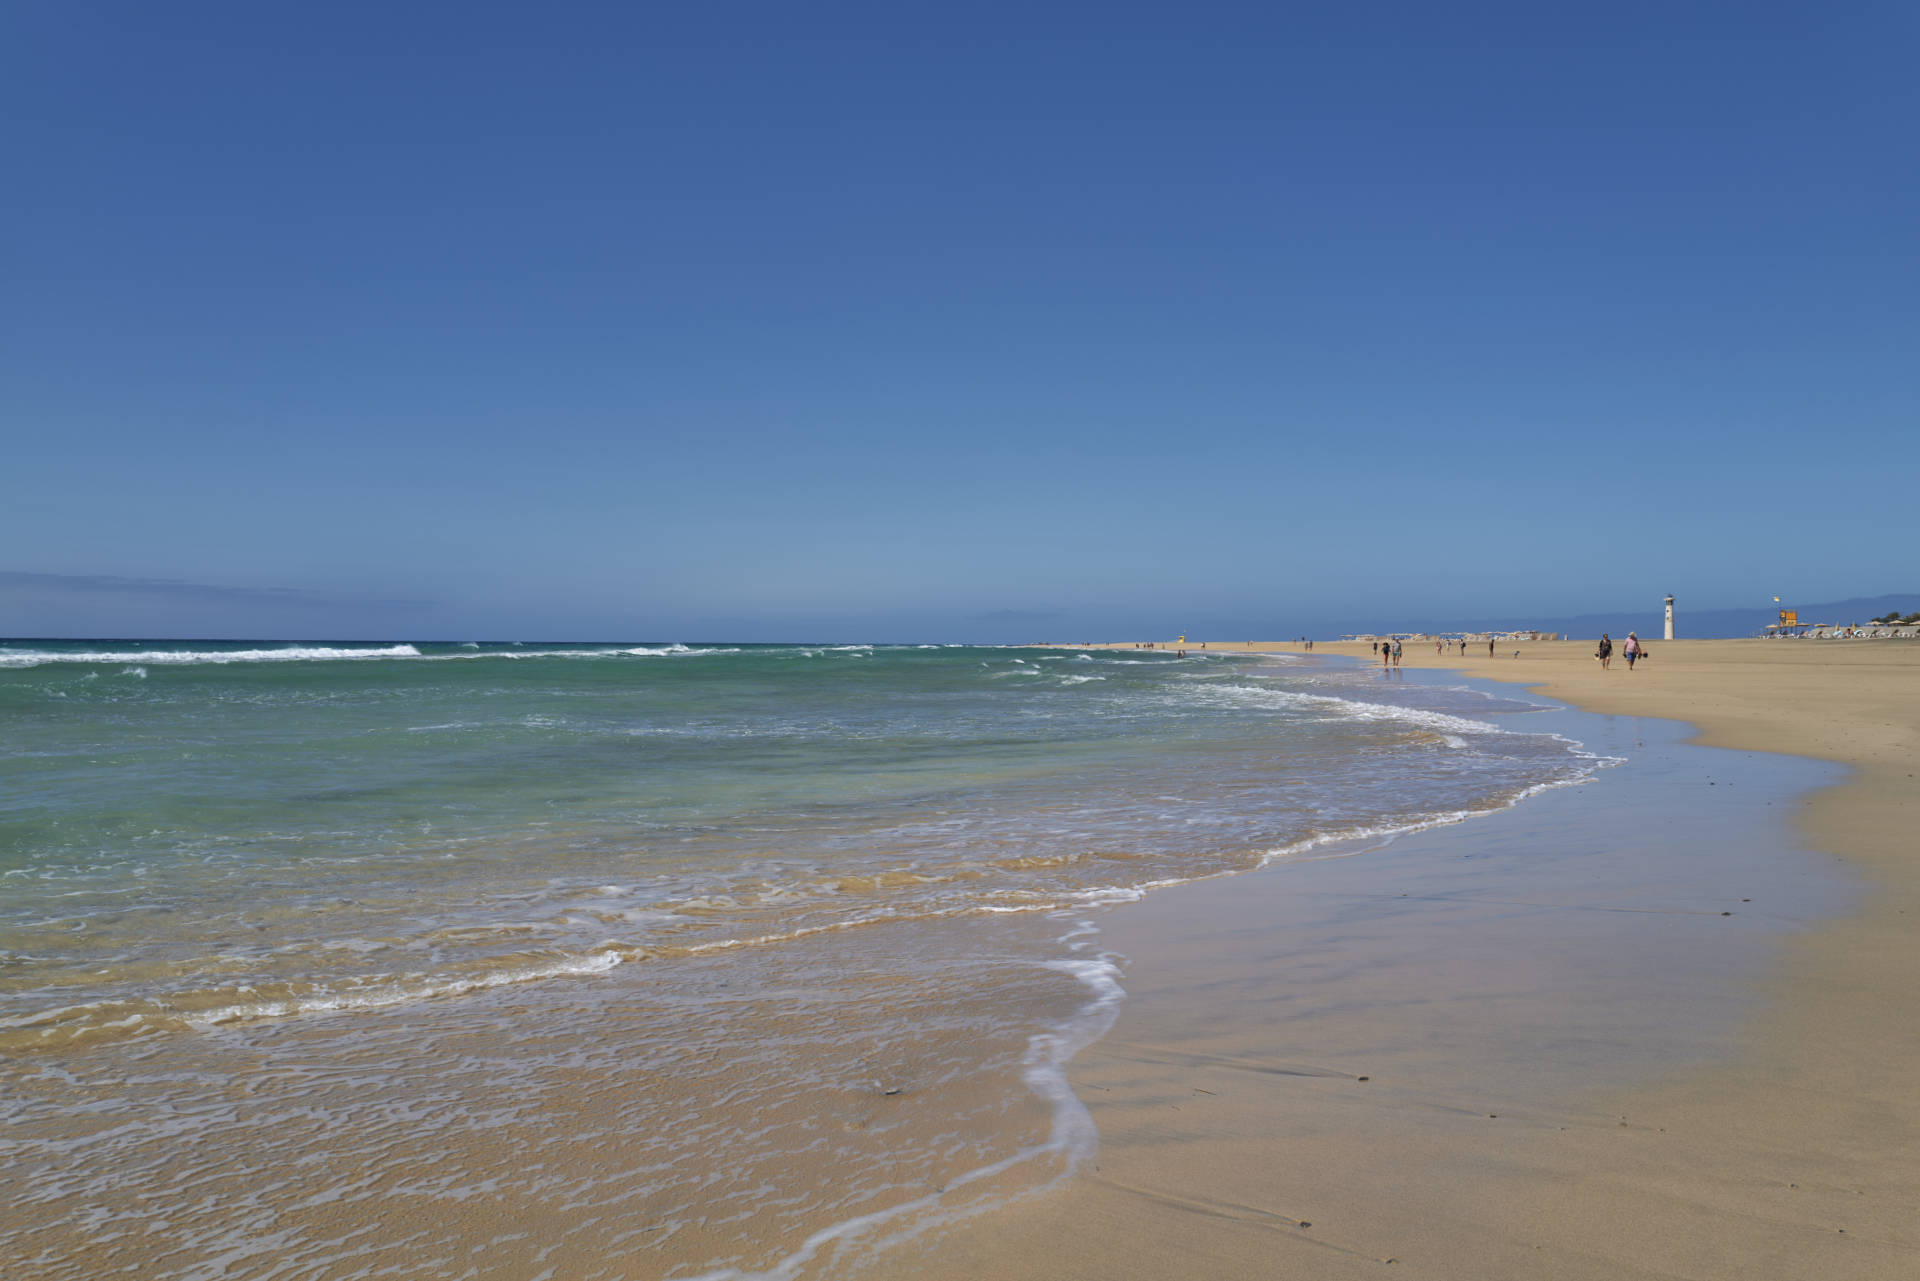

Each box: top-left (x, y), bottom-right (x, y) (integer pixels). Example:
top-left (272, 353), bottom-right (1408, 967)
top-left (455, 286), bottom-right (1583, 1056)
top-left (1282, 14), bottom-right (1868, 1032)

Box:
top-left (1624, 632), bottom-right (1641, 670)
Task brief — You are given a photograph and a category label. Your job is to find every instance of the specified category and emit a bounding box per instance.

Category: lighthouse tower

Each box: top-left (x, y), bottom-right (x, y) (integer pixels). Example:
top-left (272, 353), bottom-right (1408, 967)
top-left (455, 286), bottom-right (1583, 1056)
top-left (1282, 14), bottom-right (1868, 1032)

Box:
top-left (1664, 595), bottom-right (1675, 641)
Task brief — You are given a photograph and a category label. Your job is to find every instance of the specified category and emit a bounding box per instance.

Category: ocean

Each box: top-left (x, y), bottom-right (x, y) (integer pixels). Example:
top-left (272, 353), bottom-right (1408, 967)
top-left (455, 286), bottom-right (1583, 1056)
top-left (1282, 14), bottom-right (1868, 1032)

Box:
top-left (0, 640), bottom-right (1606, 1278)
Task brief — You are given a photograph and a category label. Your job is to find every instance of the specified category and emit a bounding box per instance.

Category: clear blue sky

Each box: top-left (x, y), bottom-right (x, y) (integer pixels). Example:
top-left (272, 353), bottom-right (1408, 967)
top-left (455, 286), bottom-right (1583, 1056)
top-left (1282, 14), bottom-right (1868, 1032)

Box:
top-left (4, 2), bottom-right (1914, 640)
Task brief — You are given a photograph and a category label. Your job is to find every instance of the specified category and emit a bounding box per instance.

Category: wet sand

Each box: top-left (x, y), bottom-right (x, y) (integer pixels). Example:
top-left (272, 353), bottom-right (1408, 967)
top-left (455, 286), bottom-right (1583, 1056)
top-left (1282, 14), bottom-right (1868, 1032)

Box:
top-left (881, 640), bottom-right (1920, 1280)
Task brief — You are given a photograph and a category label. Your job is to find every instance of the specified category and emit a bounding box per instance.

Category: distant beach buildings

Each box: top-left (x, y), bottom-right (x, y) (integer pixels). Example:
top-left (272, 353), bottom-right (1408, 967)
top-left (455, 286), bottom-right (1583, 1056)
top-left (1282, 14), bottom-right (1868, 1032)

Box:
top-left (1761, 601), bottom-right (1920, 639)
top-left (1763, 621), bottom-right (1920, 640)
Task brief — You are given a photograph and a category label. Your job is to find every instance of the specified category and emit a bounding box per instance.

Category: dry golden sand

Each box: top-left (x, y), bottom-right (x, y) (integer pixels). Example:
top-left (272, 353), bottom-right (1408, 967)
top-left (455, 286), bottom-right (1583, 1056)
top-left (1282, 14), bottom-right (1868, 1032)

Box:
top-left (875, 639), bottom-right (1920, 1280)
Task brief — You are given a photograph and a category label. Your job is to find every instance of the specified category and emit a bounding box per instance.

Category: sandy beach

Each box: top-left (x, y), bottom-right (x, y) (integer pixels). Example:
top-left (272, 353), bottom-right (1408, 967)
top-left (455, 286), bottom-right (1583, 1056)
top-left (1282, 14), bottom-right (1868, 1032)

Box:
top-left (878, 639), bottom-right (1920, 1280)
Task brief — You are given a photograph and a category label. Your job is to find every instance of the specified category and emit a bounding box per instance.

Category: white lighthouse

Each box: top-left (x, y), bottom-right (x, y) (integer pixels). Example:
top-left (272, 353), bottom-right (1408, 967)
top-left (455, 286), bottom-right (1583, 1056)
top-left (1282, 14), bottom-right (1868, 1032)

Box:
top-left (1664, 594), bottom-right (1675, 641)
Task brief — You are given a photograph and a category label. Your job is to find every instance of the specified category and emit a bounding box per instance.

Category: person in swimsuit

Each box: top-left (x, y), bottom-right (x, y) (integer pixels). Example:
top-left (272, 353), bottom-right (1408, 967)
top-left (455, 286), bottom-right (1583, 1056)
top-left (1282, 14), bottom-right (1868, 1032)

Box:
top-left (1597, 633), bottom-right (1613, 669)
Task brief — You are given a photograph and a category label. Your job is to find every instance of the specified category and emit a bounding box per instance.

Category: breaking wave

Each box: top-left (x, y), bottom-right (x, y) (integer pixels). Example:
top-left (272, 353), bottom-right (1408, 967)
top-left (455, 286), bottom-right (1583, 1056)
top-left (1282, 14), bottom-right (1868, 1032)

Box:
top-left (0, 645), bottom-right (422, 668)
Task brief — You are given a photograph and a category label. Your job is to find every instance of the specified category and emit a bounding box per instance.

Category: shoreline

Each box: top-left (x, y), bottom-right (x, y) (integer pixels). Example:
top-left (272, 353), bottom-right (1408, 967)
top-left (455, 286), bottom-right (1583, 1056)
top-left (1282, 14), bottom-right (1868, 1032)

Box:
top-left (6, 641), bottom-right (1913, 1278)
top-left (8, 642), bottom-right (1603, 1280)
top-left (877, 639), bottom-right (1920, 1279)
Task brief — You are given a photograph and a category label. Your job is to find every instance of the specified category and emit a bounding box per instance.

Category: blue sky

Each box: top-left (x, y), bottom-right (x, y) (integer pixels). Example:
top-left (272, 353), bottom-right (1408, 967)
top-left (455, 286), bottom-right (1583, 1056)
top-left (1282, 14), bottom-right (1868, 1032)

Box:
top-left (4, 2), bottom-right (1914, 640)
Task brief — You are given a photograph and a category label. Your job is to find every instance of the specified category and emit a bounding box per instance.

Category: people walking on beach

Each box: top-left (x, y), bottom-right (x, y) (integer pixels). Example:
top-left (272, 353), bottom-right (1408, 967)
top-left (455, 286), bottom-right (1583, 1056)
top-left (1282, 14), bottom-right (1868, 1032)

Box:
top-left (1373, 641), bottom-right (1380, 657)
top-left (1624, 633), bottom-right (1640, 670)
top-left (1391, 638), bottom-right (1403, 667)
top-left (1597, 633), bottom-right (1613, 669)
top-left (1380, 641), bottom-right (1390, 666)
top-left (1487, 637), bottom-right (1495, 657)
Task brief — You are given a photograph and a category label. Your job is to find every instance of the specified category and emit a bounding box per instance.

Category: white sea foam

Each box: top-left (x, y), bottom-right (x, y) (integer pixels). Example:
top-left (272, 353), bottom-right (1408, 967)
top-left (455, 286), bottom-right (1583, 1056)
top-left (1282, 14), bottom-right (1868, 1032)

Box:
top-left (175, 950), bottom-right (627, 1030)
top-left (0, 946), bottom-right (630, 1047)
top-left (1068, 879), bottom-right (1177, 906)
top-left (1253, 760), bottom-right (1611, 870)
top-left (429, 644), bottom-right (737, 660)
top-left (0, 643), bottom-right (753, 669)
top-left (681, 925), bottom-right (1126, 1281)
top-left (1182, 682), bottom-right (1508, 737)
top-left (0, 645), bottom-right (422, 668)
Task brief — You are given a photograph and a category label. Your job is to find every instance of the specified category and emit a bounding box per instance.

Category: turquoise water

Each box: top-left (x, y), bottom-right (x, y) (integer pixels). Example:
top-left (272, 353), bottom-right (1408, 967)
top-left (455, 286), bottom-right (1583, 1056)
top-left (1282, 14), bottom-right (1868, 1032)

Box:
top-left (0, 638), bottom-right (1613, 1278)
top-left (0, 639), bottom-right (1596, 1051)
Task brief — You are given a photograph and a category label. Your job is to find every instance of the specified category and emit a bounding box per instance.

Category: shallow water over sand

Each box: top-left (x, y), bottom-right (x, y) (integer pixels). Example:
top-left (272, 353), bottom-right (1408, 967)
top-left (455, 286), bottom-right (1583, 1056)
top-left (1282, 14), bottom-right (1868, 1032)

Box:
top-left (1, 645), bottom-right (1620, 1278)
top-left (856, 703), bottom-right (1864, 1281)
